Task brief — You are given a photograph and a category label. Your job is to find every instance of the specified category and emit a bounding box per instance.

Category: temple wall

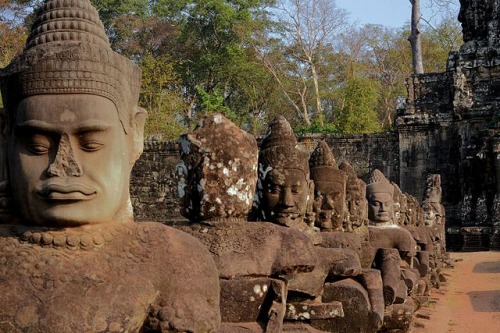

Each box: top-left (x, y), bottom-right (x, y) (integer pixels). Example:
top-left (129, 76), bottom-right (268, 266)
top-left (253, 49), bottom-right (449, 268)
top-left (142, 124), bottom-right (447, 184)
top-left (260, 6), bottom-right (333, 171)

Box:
top-left (397, 124), bottom-right (462, 222)
top-left (130, 137), bottom-right (183, 222)
top-left (300, 133), bottom-right (399, 183)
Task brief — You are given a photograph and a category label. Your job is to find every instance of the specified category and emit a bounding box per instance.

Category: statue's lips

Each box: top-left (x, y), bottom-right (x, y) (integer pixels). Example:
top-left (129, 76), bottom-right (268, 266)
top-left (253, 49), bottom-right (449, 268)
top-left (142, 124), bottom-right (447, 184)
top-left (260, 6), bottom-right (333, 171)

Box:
top-left (36, 183), bottom-right (97, 201)
top-left (277, 210), bottom-right (299, 219)
top-left (319, 211), bottom-right (333, 218)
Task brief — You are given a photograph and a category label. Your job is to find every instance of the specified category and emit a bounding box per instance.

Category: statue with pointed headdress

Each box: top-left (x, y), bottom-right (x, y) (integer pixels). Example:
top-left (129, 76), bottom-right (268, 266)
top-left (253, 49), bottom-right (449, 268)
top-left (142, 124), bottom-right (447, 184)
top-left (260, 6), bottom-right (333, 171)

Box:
top-left (254, 116), bottom-right (319, 243)
top-left (309, 141), bottom-right (348, 231)
top-left (0, 1), bottom-right (220, 331)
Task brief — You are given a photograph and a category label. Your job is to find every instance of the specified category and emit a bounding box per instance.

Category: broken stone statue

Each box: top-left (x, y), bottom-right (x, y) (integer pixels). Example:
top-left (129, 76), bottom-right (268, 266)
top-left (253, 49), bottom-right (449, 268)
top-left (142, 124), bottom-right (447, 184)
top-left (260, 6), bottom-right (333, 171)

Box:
top-left (175, 113), bottom-right (321, 332)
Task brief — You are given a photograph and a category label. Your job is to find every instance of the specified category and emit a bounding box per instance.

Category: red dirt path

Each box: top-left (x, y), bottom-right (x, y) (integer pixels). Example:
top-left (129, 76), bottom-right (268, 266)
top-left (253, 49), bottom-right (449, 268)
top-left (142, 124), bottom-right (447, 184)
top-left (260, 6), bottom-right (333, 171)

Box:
top-left (412, 251), bottom-right (500, 333)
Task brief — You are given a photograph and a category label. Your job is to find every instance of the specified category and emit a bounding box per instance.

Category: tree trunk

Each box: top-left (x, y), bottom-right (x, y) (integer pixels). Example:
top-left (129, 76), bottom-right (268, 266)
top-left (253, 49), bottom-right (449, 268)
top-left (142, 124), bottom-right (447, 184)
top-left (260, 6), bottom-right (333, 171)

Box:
top-left (310, 63), bottom-right (324, 126)
top-left (408, 0), bottom-right (424, 74)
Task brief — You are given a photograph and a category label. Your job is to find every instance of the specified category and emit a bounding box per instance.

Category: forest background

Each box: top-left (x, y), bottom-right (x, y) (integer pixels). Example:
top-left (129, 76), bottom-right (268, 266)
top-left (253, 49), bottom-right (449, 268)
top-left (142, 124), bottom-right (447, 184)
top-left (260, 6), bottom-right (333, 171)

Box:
top-left (0, 0), bottom-right (462, 138)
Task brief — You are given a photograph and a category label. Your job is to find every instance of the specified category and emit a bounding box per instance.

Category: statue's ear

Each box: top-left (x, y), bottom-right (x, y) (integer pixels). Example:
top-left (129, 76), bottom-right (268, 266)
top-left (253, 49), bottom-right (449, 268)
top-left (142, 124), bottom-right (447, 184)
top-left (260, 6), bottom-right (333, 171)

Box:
top-left (131, 106), bottom-right (147, 163)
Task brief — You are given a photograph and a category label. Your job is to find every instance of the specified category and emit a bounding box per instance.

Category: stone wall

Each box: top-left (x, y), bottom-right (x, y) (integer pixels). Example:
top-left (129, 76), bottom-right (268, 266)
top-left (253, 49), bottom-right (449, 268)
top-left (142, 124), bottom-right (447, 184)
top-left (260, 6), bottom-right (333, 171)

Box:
top-left (300, 133), bottom-right (399, 183)
top-left (130, 136), bottom-right (184, 222)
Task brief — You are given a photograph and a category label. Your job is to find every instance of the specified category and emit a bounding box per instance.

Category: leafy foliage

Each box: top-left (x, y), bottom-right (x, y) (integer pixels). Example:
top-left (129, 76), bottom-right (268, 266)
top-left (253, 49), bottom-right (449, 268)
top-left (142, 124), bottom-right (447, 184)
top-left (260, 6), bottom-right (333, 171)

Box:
top-left (0, 0), bottom-right (463, 137)
top-left (335, 77), bottom-right (382, 134)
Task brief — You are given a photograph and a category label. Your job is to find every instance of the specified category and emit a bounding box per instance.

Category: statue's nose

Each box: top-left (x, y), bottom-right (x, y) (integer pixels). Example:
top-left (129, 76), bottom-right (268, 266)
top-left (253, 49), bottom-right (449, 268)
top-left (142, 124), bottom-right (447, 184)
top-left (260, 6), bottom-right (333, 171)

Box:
top-left (46, 134), bottom-right (83, 177)
top-left (281, 188), bottom-right (295, 208)
top-left (323, 196), bottom-right (334, 209)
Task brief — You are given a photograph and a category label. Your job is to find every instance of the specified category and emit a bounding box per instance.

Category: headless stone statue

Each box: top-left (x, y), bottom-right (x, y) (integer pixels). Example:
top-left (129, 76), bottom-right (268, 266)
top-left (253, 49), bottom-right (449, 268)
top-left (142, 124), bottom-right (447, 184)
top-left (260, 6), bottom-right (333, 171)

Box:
top-left (0, 1), bottom-right (220, 332)
top-left (176, 114), bottom-right (319, 332)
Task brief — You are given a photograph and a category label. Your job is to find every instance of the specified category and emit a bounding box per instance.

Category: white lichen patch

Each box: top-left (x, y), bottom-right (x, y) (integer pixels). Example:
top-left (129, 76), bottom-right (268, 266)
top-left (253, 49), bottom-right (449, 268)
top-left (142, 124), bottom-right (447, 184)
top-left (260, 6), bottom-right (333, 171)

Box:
top-left (286, 304), bottom-right (312, 320)
top-left (253, 285), bottom-right (264, 298)
top-left (214, 114), bottom-right (223, 124)
top-left (227, 178), bottom-right (253, 204)
top-left (300, 312), bottom-right (311, 319)
top-left (253, 285), bottom-right (261, 294)
top-left (60, 109), bottom-right (76, 122)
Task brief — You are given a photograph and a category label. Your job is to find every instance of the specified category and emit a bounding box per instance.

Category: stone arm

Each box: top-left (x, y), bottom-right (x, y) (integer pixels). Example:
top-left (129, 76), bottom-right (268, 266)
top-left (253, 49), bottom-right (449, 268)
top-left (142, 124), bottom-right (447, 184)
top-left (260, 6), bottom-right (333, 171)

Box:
top-left (142, 224), bottom-right (221, 333)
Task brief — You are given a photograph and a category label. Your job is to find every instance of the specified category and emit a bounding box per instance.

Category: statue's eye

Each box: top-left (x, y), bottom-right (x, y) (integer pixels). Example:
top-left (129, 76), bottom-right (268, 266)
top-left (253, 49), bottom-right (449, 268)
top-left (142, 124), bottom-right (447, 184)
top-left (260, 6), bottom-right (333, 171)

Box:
top-left (25, 134), bottom-right (51, 155)
top-left (291, 186), bottom-right (300, 194)
top-left (78, 132), bottom-right (104, 152)
top-left (80, 140), bottom-right (104, 152)
top-left (269, 185), bottom-right (281, 194)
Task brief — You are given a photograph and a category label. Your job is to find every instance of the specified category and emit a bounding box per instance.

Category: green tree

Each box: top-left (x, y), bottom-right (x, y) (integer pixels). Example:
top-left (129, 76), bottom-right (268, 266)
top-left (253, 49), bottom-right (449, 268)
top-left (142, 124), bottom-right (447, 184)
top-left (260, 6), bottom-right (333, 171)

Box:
top-left (335, 77), bottom-right (382, 134)
top-left (175, 0), bottom-right (276, 129)
top-left (139, 53), bottom-right (187, 139)
top-left (421, 15), bottom-right (462, 72)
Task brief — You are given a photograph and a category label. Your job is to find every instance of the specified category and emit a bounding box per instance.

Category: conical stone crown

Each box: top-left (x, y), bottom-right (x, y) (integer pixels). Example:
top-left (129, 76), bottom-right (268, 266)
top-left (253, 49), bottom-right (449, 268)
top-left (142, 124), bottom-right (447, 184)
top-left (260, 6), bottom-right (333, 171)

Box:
top-left (310, 141), bottom-right (337, 168)
top-left (0, 0), bottom-right (141, 133)
top-left (26, 0), bottom-right (109, 50)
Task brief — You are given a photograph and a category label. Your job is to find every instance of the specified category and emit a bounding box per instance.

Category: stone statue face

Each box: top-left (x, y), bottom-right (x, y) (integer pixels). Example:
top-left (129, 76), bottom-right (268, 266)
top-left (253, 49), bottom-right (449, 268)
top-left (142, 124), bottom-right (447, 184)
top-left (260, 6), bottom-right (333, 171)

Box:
top-left (346, 182), bottom-right (367, 228)
top-left (313, 180), bottom-right (344, 230)
top-left (458, 0), bottom-right (491, 42)
top-left (262, 168), bottom-right (309, 227)
top-left (368, 192), bottom-right (394, 223)
top-left (8, 94), bottom-right (138, 226)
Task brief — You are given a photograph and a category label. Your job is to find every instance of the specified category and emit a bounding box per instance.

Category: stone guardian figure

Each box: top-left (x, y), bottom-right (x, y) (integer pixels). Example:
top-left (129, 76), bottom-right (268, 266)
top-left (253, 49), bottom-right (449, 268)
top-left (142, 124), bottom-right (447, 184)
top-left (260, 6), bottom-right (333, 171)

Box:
top-left (0, 1), bottom-right (220, 332)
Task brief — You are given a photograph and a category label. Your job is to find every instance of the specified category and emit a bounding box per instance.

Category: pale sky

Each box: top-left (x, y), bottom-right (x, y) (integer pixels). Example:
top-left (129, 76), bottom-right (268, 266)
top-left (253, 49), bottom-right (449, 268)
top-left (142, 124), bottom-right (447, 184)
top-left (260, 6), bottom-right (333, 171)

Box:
top-left (337, 0), bottom-right (460, 29)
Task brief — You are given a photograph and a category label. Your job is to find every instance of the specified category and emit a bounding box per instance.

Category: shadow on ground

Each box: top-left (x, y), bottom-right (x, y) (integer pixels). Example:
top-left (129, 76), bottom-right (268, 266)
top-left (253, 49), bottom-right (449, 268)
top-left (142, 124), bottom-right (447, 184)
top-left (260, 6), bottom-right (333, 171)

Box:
top-left (473, 260), bottom-right (500, 273)
top-left (467, 290), bottom-right (500, 312)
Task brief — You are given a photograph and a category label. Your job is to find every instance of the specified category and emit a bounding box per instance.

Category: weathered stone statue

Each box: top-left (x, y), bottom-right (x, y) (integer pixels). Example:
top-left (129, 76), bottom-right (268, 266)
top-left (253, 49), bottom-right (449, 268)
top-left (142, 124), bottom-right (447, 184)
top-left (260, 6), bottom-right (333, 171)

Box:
top-left (422, 174), bottom-right (446, 227)
top-left (339, 161), bottom-right (369, 232)
top-left (365, 170), bottom-right (419, 332)
top-left (176, 114), bottom-right (321, 332)
top-left (255, 116), bottom-right (318, 242)
top-left (310, 141), bottom-right (348, 231)
top-left (0, 1), bottom-right (220, 331)
top-left (269, 140), bottom-right (381, 333)
top-left (366, 169), bottom-right (396, 227)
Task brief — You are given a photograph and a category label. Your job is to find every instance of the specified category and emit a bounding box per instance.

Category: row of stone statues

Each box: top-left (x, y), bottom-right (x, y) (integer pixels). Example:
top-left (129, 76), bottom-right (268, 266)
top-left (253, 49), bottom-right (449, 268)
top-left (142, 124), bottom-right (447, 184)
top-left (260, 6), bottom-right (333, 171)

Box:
top-left (175, 113), bottom-right (449, 332)
top-left (0, 1), bottom-right (448, 332)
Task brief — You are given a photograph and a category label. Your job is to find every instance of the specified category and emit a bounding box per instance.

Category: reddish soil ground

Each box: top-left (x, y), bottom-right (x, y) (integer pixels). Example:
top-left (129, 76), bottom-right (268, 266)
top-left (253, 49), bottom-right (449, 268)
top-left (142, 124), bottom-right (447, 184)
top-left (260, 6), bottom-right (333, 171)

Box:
top-left (412, 251), bottom-right (500, 333)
